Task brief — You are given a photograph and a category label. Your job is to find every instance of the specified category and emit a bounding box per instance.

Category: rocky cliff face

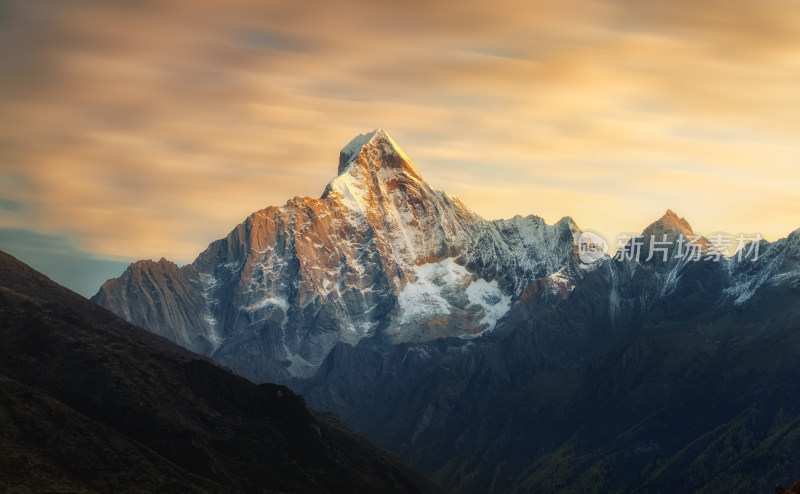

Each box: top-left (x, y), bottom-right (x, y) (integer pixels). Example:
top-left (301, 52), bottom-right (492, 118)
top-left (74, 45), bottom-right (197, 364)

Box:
top-left (93, 129), bottom-right (577, 381)
top-left (91, 258), bottom-right (210, 351)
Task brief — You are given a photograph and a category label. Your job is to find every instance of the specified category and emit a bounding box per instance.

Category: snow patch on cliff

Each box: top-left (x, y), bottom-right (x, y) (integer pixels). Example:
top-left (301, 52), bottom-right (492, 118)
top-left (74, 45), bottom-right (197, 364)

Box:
top-left (396, 258), bottom-right (511, 334)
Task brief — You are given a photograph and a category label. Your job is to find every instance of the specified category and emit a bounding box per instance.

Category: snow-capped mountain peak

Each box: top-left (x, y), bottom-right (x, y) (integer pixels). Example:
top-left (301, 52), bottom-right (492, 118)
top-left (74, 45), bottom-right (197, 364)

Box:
top-left (322, 128), bottom-right (429, 221)
top-left (94, 129), bottom-right (579, 381)
top-left (336, 128), bottom-right (420, 178)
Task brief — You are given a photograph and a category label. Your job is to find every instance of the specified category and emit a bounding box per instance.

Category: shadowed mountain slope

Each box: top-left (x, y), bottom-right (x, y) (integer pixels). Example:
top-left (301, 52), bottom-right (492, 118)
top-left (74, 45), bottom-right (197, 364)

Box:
top-left (0, 250), bottom-right (441, 494)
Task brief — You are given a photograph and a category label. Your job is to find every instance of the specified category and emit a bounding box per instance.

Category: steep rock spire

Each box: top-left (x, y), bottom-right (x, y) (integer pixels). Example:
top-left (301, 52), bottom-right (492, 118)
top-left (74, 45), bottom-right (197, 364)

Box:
top-left (336, 128), bottom-right (422, 180)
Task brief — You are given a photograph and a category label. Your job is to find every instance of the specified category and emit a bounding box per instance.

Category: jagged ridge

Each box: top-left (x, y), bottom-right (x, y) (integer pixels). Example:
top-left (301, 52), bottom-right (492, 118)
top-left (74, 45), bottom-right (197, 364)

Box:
top-left (94, 129), bottom-right (578, 381)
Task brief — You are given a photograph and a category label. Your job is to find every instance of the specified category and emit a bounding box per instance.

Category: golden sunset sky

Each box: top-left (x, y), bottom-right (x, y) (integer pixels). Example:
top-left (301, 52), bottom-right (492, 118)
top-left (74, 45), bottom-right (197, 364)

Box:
top-left (1, 0), bottom-right (799, 294)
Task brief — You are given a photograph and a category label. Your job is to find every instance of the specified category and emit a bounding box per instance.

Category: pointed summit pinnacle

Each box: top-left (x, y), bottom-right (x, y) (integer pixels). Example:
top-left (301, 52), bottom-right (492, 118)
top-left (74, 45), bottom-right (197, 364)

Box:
top-left (641, 209), bottom-right (694, 238)
top-left (322, 128), bottom-right (428, 215)
top-left (336, 128), bottom-right (419, 178)
top-left (659, 209), bottom-right (693, 234)
top-left (338, 129), bottom-right (382, 173)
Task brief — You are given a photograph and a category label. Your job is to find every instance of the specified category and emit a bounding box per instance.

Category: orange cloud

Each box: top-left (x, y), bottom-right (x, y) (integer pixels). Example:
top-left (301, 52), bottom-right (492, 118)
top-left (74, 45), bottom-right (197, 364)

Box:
top-left (1, 0), bottom-right (798, 264)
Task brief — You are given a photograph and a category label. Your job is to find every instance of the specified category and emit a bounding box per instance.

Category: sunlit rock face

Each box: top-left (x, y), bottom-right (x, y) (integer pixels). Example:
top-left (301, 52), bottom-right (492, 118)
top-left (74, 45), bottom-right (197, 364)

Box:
top-left (93, 129), bottom-right (578, 381)
top-left (93, 129), bottom-right (800, 388)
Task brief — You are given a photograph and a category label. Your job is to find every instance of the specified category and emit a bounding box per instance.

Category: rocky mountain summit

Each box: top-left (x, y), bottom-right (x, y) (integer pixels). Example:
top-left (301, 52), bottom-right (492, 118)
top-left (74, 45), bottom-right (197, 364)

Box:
top-left (93, 129), bottom-right (576, 381)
